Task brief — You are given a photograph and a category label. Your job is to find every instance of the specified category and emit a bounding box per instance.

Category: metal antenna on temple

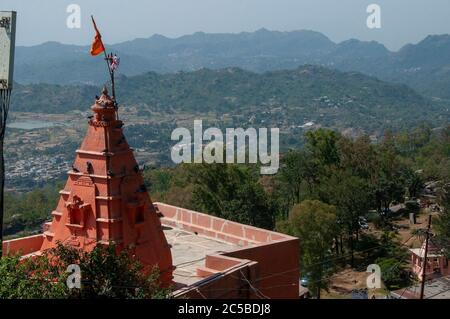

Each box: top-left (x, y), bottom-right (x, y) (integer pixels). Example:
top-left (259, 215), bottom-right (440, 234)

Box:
top-left (104, 51), bottom-right (116, 102)
top-left (0, 11), bottom-right (16, 257)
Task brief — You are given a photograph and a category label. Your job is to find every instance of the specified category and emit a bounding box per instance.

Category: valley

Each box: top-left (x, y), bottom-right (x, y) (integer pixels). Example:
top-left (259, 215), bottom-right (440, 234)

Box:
top-left (6, 65), bottom-right (449, 190)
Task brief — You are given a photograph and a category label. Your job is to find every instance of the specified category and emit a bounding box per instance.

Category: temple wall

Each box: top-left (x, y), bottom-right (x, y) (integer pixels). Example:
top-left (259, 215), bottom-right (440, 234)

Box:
top-left (155, 202), bottom-right (292, 246)
top-left (2, 234), bottom-right (44, 256)
top-left (156, 202), bottom-right (300, 299)
top-left (224, 239), bottom-right (299, 299)
top-left (2, 202), bottom-right (299, 299)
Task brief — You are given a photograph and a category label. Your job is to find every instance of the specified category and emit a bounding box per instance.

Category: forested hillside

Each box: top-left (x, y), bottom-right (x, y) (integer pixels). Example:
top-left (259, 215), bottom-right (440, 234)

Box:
top-left (11, 66), bottom-right (448, 134)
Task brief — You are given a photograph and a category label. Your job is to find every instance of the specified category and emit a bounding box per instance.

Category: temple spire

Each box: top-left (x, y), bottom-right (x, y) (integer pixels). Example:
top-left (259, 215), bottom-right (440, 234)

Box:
top-left (39, 88), bottom-right (173, 284)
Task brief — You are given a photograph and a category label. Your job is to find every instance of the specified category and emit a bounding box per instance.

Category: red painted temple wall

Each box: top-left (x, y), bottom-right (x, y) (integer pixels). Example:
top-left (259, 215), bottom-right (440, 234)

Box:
top-left (2, 234), bottom-right (44, 256)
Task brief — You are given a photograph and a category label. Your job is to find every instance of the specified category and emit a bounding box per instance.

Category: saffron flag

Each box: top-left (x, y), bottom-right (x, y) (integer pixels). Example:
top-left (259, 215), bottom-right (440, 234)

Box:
top-left (90, 16), bottom-right (105, 56)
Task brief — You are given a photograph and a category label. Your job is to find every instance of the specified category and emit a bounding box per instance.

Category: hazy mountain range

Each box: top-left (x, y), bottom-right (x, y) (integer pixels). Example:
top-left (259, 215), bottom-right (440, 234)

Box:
top-left (14, 29), bottom-right (450, 99)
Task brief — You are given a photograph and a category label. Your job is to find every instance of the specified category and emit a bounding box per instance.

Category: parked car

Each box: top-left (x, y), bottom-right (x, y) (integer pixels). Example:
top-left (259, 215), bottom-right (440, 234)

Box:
top-left (300, 275), bottom-right (310, 287)
top-left (359, 216), bottom-right (369, 230)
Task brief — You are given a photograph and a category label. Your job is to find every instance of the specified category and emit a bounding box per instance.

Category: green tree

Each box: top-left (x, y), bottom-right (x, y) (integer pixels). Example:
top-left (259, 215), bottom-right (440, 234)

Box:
top-left (337, 135), bottom-right (377, 179)
top-left (403, 168), bottom-right (424, 199)
top-left (288, 200), bottom-right (338, 298)
top-left (0, 254), bottom-right (67, 298)
top-left (279, 151), bottom-right (304, 206)
top-left (190, 163), bottom-right (276, 229)
top-left (279, 150), bottom-right (320, 206)
top-left (372, 137), bottom-right (406, 214)
top-left (0, 243), bottom-right (171, 299)
top-left (305, 129), bottom-right (340, 167)
top-left (143, 164), bottom-right (195, 209)
top-left (376, 257), bottom-right (409, 290)
top-left (3, 184), bottom-right (61, 237)
top-left (374, 231), bottom-right (410, 289)
top-left (435, 183), bottom-right (450, 257)
top-left (319, 170), bottom-right (372, 266)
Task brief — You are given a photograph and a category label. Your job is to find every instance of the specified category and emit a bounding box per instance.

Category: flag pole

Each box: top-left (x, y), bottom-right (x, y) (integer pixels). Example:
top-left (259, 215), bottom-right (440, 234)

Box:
top-left (91, 15), bottom-right (116, 102)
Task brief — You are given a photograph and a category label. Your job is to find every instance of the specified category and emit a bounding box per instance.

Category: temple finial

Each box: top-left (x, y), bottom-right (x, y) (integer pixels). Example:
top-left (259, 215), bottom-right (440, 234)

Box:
top-left (102, 86), bottom-right (108, 96)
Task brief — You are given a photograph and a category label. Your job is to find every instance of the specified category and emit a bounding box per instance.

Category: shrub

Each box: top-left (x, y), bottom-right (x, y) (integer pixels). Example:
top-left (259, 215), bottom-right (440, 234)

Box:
top-left (0, 243), bottom-right (171, 299)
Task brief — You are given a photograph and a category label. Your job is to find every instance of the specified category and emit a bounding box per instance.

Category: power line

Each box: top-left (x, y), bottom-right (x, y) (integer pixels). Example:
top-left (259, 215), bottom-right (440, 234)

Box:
top-left (239, 269), bottom-right (268, 299)
top-left (420, 214), bottom-right (432, 299)
top-left (0, 88), bottom-right (12, 257)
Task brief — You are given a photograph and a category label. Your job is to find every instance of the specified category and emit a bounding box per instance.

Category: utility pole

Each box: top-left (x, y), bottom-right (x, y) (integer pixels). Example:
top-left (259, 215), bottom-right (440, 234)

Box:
top-left (419, 214), bottom-right (432, 299)
top-left (0, 11), bottom-right (16, 257)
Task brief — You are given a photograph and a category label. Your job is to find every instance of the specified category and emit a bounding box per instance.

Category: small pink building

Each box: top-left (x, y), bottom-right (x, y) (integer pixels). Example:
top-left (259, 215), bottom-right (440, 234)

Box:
top-left (410, 240), bottom-right (449, 281)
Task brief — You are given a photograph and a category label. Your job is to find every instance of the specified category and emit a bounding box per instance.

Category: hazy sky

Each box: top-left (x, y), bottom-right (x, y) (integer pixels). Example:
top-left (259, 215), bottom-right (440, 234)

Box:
top-left (2, 0), bottom-right (450, 50)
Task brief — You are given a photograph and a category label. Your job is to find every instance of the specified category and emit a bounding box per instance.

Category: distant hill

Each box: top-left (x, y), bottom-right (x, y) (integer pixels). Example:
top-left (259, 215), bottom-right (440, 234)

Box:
top-left (13, 30), bottom-right (450, 99)
top-left (14, 29), bottom-right (337, 84)
top-left (10, 66), bottom-right (448, 135)
top-left (380, 35), bottom-right (450, 99)
top-left (11, 83), bottom-right (97, 113)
